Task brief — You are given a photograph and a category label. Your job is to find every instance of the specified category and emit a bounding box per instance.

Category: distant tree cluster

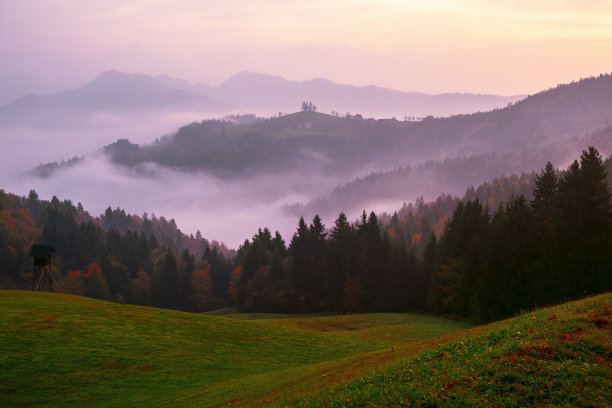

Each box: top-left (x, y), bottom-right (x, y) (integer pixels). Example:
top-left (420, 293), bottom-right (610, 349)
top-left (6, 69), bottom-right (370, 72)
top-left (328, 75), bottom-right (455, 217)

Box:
top-left (301, 101), bottom-right (317, 112)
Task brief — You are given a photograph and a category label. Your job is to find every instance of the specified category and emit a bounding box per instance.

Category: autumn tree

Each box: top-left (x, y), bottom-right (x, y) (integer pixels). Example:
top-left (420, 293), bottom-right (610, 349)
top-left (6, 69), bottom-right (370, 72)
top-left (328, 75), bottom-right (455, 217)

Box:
top-left (84, 263), bottom-right (110, 300)
top-left (190, 260), bottom-right (215, 311)
top-left (61, 270), bottom-right (86, 296)
top-left (130, 267), bottom-right (152, 305)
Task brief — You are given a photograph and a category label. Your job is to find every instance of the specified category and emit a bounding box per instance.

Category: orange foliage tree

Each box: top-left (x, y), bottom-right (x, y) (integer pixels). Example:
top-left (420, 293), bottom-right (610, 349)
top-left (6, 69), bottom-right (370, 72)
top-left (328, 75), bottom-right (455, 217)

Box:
top-left (190, 260), bottom-right (214, 311)
top-left (61, 270), bottom-right (86, 296)
top-left (83, 263), bottom-right (110, 299)
top-left (131, 268), bottom-right (152, 305)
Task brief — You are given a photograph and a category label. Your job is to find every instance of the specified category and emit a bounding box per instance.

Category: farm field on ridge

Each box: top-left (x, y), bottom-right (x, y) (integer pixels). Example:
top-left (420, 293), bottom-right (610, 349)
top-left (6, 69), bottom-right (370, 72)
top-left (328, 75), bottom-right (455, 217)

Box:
top-left (0, 291), bottom-right (472, 408)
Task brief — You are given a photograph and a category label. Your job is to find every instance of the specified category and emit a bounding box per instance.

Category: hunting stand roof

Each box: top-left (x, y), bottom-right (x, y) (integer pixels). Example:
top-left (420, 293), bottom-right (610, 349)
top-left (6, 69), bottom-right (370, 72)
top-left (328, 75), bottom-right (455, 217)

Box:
top-left (29, 244), bottom-right (54, 266)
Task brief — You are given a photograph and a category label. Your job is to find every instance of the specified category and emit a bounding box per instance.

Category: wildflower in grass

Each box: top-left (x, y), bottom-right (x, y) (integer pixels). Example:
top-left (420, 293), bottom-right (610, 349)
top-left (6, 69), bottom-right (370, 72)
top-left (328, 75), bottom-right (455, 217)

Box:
top-left (346, 397), bottom-right (351, 402)
top-left (321, 402), bottom-right (329, 407)
top-left (532, 316), bottom-right (537, 320)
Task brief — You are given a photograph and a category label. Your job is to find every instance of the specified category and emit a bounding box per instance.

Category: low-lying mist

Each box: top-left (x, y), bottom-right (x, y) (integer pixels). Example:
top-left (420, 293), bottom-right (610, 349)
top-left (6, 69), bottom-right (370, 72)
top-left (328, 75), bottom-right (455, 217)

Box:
top-left (0, 112), bottom-right (355, 248)
top-left (7, 153), bottom-right (359, 248)
top-left (6, 101), bottom-right (609, 250)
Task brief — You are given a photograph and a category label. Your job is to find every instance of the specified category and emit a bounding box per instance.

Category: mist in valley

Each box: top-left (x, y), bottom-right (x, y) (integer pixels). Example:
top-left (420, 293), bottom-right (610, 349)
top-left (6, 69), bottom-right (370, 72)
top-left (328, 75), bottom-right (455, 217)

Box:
top-left (4, 73), bottom-right (612, 249)
top-left (2, 2), bottom-right (611, 251)
top-left (0, 114), bottom-right (385, 248)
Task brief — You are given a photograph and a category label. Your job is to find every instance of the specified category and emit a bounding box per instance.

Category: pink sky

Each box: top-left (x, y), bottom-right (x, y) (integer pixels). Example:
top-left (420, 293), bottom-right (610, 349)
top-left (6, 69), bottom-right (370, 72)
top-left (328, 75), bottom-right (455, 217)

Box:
top-left (1, 0), bottom-right (611, 94)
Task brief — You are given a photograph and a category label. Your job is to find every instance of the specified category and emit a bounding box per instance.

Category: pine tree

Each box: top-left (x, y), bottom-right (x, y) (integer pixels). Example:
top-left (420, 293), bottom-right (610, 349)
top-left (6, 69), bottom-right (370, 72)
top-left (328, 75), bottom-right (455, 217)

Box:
top-left (437, 200), bottom-right (490, 317)
top-left (326, 212), bottom-right (355, 311)
top-left (531, 161), bottom-right (558, 222)
top-left (289, 217), bottom-right (314, 312)
top-left (154, 249), bottom-right (179, 309)
top-left (554, 147), bottom-right (612, 298)
top-left (474, 196), bottom-right (535, 321)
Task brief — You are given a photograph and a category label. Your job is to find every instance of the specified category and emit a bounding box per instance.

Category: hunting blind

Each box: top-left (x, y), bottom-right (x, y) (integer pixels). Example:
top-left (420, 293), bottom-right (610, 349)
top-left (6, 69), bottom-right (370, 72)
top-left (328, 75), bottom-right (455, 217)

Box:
top-left (29, 244), bottom-right (60, 292)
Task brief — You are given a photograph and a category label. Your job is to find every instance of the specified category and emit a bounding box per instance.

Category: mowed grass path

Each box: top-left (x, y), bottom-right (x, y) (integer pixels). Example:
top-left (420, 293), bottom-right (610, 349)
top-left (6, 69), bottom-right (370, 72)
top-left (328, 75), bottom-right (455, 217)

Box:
top-left (0, 291), bottom-right (471, 408)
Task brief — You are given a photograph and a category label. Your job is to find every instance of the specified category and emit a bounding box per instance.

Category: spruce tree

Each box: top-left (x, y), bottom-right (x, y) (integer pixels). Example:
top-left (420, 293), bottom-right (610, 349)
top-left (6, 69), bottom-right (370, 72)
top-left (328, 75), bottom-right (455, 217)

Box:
top-left (327, 213), bottom-right (354, 311)
top-left (531, 161), bottom-right (558, 222)
top-left (555, 147), bottom-right (612, 298)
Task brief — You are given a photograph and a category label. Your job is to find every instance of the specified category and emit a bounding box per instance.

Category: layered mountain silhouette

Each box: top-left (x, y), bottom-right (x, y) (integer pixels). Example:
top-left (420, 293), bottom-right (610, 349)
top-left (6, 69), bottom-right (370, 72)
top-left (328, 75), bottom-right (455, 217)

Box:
top-left (0, 73), bottom-right (54, 107)
top-left (207, 71), bottom-right (524, 117)
top-left (30, 74), bottom-right (612, 182)
top-left (0, 70), bottom-right (227, 126)
top-left (0, 69), bottom-right (524, 128)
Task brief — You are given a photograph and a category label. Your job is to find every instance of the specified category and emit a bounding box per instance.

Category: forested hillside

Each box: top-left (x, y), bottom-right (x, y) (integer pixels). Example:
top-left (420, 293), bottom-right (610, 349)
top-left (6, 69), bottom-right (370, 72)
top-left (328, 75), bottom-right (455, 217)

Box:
top-left (290, 127), bottom-right (612, 217)
top-left (31, 74), bottom-right (612, 179)
top-left (3, 148), bottom-right (611, 322)
top-left (0, 192), bottom-right (232, 311)
top-left (230, 147), bottom-right (612, 321)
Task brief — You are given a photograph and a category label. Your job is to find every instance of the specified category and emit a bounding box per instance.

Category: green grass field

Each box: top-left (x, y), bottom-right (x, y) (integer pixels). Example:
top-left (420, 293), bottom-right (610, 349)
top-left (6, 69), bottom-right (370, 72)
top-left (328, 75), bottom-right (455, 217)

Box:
top-left (284, 293), bottom-right (612, 407)
top-left (0, 291), bottom-right (471, 408)
top-left (2, 291), bottom-right (609, 408)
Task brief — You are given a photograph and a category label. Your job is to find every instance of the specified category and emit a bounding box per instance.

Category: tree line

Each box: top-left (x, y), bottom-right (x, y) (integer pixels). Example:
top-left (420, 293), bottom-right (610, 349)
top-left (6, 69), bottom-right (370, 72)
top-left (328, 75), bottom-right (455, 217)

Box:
top-left (231, 147), bottom-right (612, 320)
top-left (1, 147), bottom-right (610, 322)
top-left (0, 192), bottom-right (232, 311)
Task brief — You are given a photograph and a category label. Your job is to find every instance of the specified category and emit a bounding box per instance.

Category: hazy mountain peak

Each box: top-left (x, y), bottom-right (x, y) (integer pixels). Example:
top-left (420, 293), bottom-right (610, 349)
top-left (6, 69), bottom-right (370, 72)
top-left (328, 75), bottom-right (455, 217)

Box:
top-left (87, 70), bottom-right (160, 88)
top-left (0, 72), bottom-right (53, 106)
top-left (209, 71), bottom-right (525, 118)
top-left (0, 69), bottom-right (228, 126)
top-left (220, 71), bottom-right (288, 87)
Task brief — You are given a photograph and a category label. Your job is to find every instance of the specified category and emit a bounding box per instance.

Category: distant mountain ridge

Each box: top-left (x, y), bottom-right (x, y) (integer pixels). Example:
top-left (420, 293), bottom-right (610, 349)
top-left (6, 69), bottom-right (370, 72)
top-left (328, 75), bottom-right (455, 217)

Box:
top-left (29, 74), bottom-right (612, 184)
top-left (208, 71), bottom-right (525, 117)
top-left (0, 70), bottom-right (228, 126)
top-left (0, 73), bottom-right (54, 106)
top-left (0, 69), bottom-right (525, 126)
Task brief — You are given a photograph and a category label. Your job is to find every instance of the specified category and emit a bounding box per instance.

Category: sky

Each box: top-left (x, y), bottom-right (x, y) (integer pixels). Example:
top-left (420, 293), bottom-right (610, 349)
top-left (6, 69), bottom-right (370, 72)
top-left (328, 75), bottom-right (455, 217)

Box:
top-left (1, 0), bottom-right (611, 95)
top-left (1, 0), bottom-right (611, 248)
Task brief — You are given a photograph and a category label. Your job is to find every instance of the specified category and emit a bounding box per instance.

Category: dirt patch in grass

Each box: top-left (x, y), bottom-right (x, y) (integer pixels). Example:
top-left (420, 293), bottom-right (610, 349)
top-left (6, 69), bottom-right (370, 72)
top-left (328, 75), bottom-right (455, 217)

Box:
top-left (515, 343), bottom-right (557, 361)
top-left (19, 314), bottom-right (59, 330)
top-left (585, 307), bottom-right (611, 328)
top-left (103, 309), bottom-right (153, 322)
top-left (559, 329), bottom-right (584, 343)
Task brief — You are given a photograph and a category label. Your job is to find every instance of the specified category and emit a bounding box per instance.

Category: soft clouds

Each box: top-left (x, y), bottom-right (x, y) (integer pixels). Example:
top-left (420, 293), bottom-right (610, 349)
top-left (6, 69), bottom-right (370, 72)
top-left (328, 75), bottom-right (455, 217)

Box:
top-left (1, 1), bottom-right (610, 94)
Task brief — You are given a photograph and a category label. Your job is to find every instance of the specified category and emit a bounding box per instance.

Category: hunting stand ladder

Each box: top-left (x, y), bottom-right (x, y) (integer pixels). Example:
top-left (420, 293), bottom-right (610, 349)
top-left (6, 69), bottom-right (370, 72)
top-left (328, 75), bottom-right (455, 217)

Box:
top-left (29, 244), bottom-right (60, 292)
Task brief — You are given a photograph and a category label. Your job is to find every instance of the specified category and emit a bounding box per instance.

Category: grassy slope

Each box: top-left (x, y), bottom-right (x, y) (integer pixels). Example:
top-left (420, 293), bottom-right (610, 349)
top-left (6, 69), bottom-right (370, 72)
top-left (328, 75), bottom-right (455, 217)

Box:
top-left (0, 291), bottom-right (470, 408)
top-left (280, 293), bottom-right (612, 408)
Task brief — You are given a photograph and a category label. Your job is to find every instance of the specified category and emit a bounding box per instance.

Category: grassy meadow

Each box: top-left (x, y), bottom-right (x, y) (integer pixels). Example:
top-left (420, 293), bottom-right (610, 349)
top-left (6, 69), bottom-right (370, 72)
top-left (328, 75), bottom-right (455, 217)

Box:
top-left (0, 291), bottom-right (471, 407)
top-left (284, 293), bottom-right (612, 407)
top-left (2, 290), bottom-right (609, 407)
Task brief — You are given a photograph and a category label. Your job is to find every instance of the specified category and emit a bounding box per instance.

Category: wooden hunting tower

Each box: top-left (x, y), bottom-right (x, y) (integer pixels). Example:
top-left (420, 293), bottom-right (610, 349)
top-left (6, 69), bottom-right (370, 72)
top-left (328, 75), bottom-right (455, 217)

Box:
top-left (29, 244), bottom-right (59, 292)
